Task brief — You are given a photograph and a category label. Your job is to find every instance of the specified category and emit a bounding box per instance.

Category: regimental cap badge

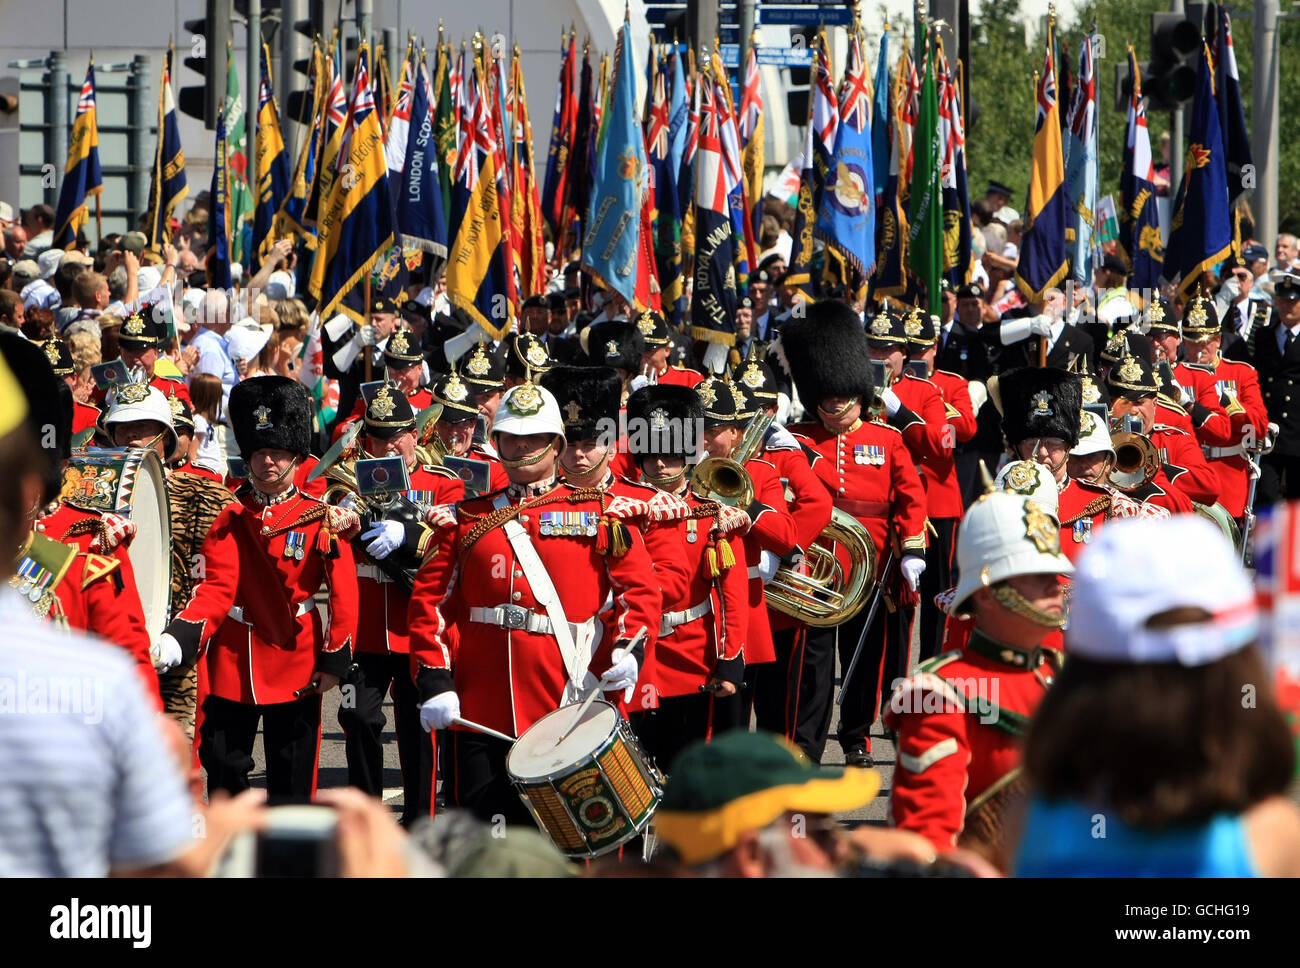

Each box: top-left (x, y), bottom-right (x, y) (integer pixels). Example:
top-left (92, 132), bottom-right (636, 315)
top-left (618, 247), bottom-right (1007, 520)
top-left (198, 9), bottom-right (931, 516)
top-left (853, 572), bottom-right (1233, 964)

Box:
top-left (370, 383), bottom-right (397, 420)
top-left (525, 339), bottom-right (550, 368)
top-left (563, 400), bottom-right (582, 423)
top-left (605, 339), bottom-right (620, 359)
top-left (466, 343), bottom-right (491, 377)
top-left (697, 380), bottom-right (717, 408)
top-left (903, 308), bottom-right (924, 337)
top-left (1117, 355), bottom-right (1143, 384)
top-left (729, 383), bottom-right (747, 409)
top-left (870, 314), bottom-right (892, 337)
top-left (1004, 461), bottom-right (1040, 494)
top-left (1081, 374), bottom-right (1100, 404)
top-left (389, 330), bottom-right (410, 356)
top-left (741, 362), bottom-right (764, 389)
top-left (123, 312), bottom-right (146, 336)
top-left (1030, 390), bottom-right (1054, 419)
top-left (1147, 300), bottom-right (1166, 324)
top-left (42, 340), bottom-right (60, 365)
top-left (507, 381), bottom-right (544, 416)
top-left (253, 404), bottom-right (273, 430)
top-left (1187, 297), bottom-right (1208, 330)
top-left (168, 393), bottom-right (184, 418)
top-left (649, 407), bottom-right (668, 429)
top-left (636, 310), bottom-right (657, 337)
top-left (1104, 333), bottom-right (1126, 359)
top-left (443, 372), bottom-right (469, 403)
top-left (1024, 503), bottom-right (1062, 555)
top-left (118, 382), bottom-right (151, 405)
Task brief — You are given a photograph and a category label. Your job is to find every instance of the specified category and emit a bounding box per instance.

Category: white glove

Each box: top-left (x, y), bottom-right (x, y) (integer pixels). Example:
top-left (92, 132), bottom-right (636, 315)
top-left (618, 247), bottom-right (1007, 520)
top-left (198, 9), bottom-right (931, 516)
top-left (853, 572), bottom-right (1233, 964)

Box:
top-left (150, 633), bottom-right (182, 673)
top-left (1028, 315), bottom-right (1053, 337)
top-left (967, 380), bottom-right (989, 412)
top-left (1177, 382), bottom-right (1194, 406)
top-left (765, 423), bottom-right (800, 451)
top-left (601, 647), bottom-right (640, 695)
top-left (879, 387), bottom-right (902, 417)
top-left (702, 341), bottom-right (730, 374)
top-left (361, 520), bottom-right (405, 559)
top-left (900, 554), bottom-right (927, 592)
top-left (628, 374), bottom-right (651, 393)
top-left (419, 692), bottom-right (461, 732)
top-left (758, 549), bottom-right (780, 584)
top-left (337, 491), bottom-right (361, 512)
top-left (351, 324), bottom-right (379, 348)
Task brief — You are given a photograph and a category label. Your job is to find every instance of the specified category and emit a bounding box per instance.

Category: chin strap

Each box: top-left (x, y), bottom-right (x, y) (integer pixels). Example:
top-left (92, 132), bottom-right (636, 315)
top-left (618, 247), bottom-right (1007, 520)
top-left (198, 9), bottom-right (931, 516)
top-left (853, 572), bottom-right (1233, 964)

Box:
top-left (992, 583), bottom-right (1067, 628)
top-left (498, 437), bottom-right (558, 469)
top-left (818, 396), bottom-right (860, 421)
top-left (559, 448), bottom-right (611, 484)
top-left (250, 454), bottom-right (301, 494)
top-left (641, 468), bottom-right (687, 490)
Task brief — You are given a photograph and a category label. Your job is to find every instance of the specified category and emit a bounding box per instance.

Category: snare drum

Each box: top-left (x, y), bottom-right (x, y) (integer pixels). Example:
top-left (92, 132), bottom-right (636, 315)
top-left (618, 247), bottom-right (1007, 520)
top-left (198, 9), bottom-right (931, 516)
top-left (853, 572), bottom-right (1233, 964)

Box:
top-left (61, 448), bottom-right (172, 638)
top-left (507, 701), bottom-right (663, 858)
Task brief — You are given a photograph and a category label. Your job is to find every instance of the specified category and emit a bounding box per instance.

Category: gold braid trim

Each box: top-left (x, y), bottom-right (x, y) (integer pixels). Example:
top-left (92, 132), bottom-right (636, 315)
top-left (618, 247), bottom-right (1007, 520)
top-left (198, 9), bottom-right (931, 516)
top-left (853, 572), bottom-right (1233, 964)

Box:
top-left (459, 487), bottom-right (609, 554)
top-left (61, 517), bottom-right (110, 548)
top-left (258, 502), bottom-right (328, 539)
top-left (1058, 494), bottom-right (1111, 527)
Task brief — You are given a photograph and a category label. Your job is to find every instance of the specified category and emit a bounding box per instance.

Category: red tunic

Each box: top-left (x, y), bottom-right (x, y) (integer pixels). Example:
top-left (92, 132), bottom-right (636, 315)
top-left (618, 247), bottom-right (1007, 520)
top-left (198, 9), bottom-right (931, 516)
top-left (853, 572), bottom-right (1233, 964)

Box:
top-left (891, 371), bottom-right (963, 520)
top-left (1150, 423), bottom-right (1219, 506)
top-left (1171, 361), bottom-right (1233, 447)
top-left (886, 633), bottom-right (1057, 854)
top-left (408, 482), bottom-right (663, 737)
top-left (72, 399), bottom-right (101, 435)
top-left (34, 502), bottom-right (156, 697)
top-left (354, 465), bottom-right (465, 656)
top-left (928, 370), bottom-right (978, 520)
top-left (1055, 477), bottom-right (1112, 564)
top-left (1203, 356), bottom-right (1269, 517)
top-left (636, 494), bottom-right (749, 702)
top-left (656, 364), bottom-right (705, 388)
top-left (789, 419), bottom-right (928, 567)
top-left (737, 457), bottom-right (798, 665)
top-left (169, 489), bottom-right (359, 705)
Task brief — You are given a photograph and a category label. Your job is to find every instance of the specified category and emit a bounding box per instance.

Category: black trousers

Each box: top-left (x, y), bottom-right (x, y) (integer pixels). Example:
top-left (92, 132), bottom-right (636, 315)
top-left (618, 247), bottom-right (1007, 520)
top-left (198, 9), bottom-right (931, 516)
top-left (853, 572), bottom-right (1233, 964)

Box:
top-left (337, 652), bottom-right (435, 824)
top-left (918, 518), bottom-right (958, 663)
top-left (753, 631), bottom-right (796, 739)
top-left (441, 730), bottom-right (533, 826)
top-left (199, 694), bottom-right (322, 801)
top-left (630, 691), bottom-right (741, 775)
top-left (1257, 452), bottom-right (1300, 506)
top-left (878, 603), bottom-right (916, 726)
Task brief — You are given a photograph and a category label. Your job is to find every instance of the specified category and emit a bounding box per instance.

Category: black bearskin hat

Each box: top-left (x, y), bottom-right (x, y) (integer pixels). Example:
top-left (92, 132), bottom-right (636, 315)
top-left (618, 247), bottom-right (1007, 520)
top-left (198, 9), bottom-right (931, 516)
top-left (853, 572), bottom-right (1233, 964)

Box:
top-left (774, 299), bottom-right (874, 409)
top-left (230, 375), bottom-right (314, 459)
top-left (584, 320), bottom-right (645, 374)
top-left (626, 384), bottom-right (703, 460)
top-left (540, 365), bottom-right (622, 442)
top-left (991, 367), bottom-right (1084, 449)
top-left (0, 332), bottom-right (72, 504)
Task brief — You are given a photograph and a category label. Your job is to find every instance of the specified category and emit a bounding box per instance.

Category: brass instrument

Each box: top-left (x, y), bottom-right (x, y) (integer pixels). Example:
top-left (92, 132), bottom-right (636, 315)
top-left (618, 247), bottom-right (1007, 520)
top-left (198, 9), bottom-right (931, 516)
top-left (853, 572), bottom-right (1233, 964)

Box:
top-left (688, 409), bottom-right (771, 508)
top-left (765, 507), bottom-right (878, 627)
top-left (1106, 431), bottom-right (1160, 492)
top-left (690, 410), bottom-right (878, 627)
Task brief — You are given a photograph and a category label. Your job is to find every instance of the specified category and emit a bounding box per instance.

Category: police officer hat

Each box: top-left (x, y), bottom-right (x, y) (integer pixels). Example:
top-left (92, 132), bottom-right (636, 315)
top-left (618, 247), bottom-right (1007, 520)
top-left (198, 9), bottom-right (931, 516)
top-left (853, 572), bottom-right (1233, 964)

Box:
top-left (229, 375), bottom-right (314, 459)
top-left (991, 366), bottom-right (1083, 449)
top-left (540, 364), bottom-right (622, 442)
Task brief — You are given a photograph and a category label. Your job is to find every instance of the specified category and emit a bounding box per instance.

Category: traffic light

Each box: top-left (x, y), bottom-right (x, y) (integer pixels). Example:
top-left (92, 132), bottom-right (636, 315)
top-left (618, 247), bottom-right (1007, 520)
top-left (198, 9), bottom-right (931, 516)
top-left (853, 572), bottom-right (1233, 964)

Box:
top-left (285, 0), bottom-right (326, 125)
top-left (180, 0), bottom-right (233, 129)
top-left (786, 27), bottom-right (813, 123)
top-left (1146, 11), bottom-right (1200, 112)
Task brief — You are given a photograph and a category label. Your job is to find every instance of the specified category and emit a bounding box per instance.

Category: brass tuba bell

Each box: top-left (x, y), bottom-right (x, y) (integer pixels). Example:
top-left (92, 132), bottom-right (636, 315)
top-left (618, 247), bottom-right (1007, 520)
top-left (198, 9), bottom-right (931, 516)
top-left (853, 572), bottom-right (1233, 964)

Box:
top-left (764, 508), bottom-right (878, 627)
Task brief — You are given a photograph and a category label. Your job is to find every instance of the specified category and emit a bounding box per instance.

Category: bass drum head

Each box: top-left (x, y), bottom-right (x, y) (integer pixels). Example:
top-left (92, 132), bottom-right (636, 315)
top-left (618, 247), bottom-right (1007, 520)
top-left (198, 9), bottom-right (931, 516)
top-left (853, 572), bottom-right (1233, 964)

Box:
top-left (507, 701), bottom-right (620, 782)
top-left (128, 450), bottom-right (172, 639)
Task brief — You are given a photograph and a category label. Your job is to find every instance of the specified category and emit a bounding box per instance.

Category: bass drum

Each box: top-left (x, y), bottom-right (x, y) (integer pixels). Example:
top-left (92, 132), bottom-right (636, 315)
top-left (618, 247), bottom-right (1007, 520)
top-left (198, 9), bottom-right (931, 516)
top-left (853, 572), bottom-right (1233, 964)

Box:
top-left (61, 448), bottom-right (172, 638)
top-left (1192, 501), bottom-right (1242, 556)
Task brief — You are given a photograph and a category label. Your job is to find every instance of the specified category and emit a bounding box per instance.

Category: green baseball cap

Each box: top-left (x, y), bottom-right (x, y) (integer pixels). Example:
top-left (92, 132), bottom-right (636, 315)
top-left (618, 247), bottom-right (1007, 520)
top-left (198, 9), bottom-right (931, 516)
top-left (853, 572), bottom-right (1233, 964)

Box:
top-left (655, 731), bottom-right (881, 866)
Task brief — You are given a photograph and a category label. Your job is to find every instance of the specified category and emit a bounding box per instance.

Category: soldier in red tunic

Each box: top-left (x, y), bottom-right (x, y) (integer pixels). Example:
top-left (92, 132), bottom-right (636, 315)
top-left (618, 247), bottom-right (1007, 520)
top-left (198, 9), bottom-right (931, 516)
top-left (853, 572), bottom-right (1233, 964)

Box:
top-left (409, 381), bottom-right (662, 823)
top-left (635, 309), bottom-right (705, 388)
top-left (622, 383), bottom-right (749, 769)
top-left (694, 374), bottom-right (798, 731)
top-left (886, 490), bottom-right (1072, 869)
top-left (1145, 296), bottom-right (1236, 450)
top-left (112, 300), bottom-right (192, 405)
top-left (429, 369), bottom-right (509, 493)
top-left (152, 376), bottom-right (360, 799)
top-left (907, 311), bottom-right (977, 659)
top-left (332, 325), bottom-right (436, 438)
top-left (333, 381), bottom-right (459, 823)
top-left (39, 336), bottom-right (101, 436)
top-left (1180, 294), bottom-right (1271, 523)
top-left (780, 302), bottom-right (928, 767)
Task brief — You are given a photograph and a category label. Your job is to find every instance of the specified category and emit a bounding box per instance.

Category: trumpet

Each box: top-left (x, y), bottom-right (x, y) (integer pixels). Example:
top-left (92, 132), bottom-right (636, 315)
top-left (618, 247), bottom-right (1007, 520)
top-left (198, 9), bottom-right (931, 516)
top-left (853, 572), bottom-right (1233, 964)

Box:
top-left (1107, 431), bottom-right (1160, 492)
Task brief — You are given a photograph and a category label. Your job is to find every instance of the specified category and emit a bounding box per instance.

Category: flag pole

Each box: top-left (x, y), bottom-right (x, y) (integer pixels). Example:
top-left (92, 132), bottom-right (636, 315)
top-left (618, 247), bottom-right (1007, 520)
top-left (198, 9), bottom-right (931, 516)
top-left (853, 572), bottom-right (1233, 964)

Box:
top-left (95, 194), bottom-right (102, 248)
top-left (364, 275), bottom-right (373, 382)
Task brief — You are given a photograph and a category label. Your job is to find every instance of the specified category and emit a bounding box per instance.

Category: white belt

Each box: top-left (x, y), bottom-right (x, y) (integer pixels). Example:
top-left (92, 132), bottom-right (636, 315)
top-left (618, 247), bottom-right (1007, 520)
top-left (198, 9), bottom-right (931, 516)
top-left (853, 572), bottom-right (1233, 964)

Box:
top-left (470, 603), bottom-right (566, 635)
top-left (227, 601), bottom-right (313, 625)
top-left (659, 599), bottom-right (713, 637)
top-left (1204, 444), bottom-right (1245, 460)
top-left (356, 563), bottom-right (393, 583)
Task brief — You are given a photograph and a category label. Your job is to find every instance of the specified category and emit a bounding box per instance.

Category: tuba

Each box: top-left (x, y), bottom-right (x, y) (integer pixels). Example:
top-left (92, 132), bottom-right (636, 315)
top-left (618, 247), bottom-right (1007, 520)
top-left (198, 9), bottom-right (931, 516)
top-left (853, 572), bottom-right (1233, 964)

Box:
top-left (1107, 431), bottom-right (1160, 492)
top-left (765, 507), bottom-right (878, 627)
